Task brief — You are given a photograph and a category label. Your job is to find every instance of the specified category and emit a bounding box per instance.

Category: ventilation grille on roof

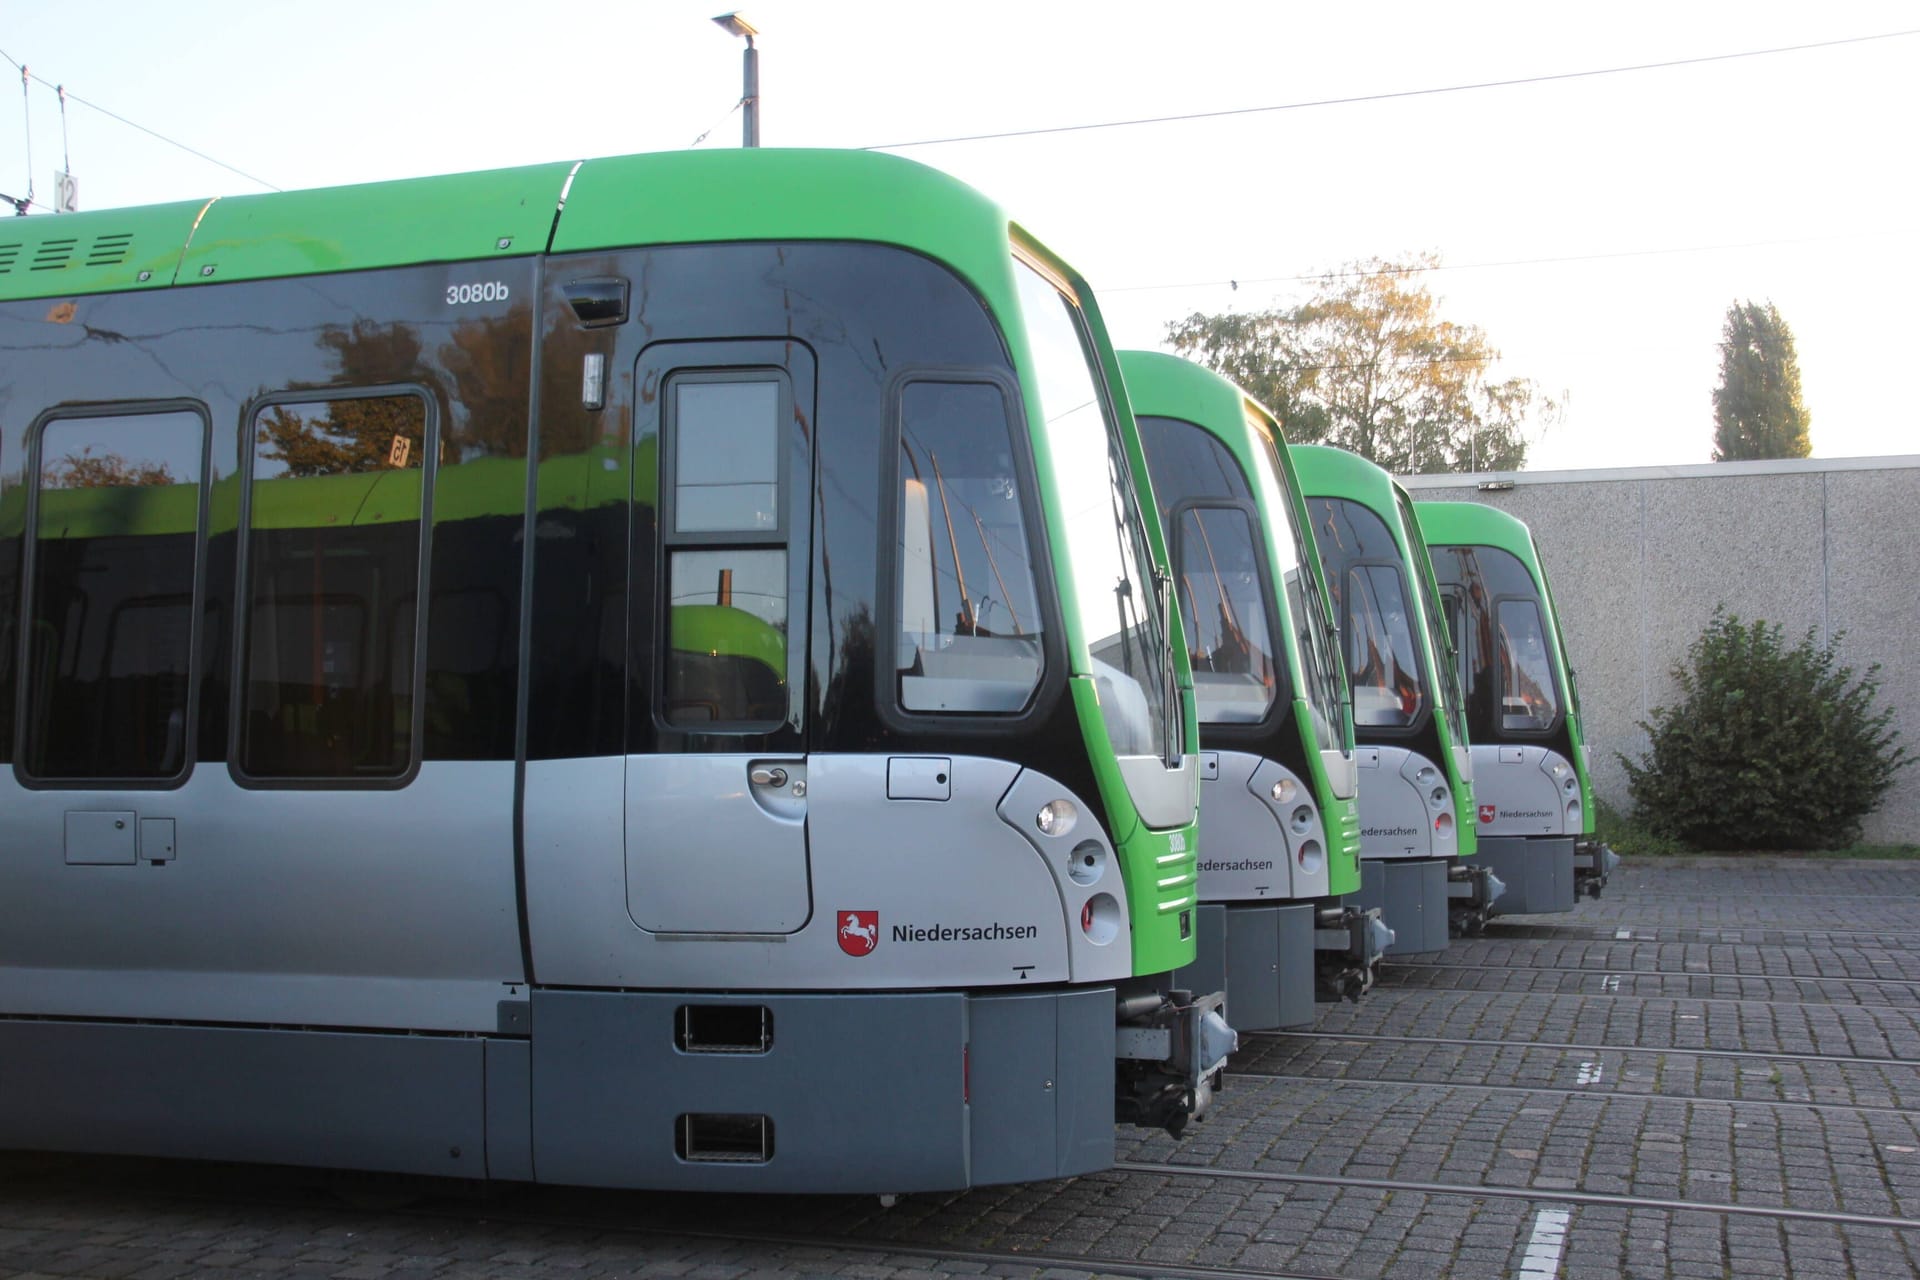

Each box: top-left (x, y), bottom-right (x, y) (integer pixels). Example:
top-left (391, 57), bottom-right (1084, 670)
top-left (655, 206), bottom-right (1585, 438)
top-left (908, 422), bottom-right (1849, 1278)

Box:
top-left (32, 238), bottom-right (77, 271)
top-left (86, 233), bottom-right (133, 266)
top-left (0, 243), bottom-right (18, 275)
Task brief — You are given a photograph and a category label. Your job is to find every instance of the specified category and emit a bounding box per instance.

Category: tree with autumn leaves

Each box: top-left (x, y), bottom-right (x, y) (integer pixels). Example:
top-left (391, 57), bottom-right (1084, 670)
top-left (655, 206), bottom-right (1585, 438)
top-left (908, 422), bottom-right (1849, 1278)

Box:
top-left (1167, 254), bottom-right (1549, 474)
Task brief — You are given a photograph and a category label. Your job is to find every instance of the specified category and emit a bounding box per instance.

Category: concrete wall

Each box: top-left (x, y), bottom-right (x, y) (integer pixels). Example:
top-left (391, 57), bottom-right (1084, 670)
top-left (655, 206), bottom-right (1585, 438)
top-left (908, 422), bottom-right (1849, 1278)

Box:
top-left (1403, 456), bottom-right (1920, 845)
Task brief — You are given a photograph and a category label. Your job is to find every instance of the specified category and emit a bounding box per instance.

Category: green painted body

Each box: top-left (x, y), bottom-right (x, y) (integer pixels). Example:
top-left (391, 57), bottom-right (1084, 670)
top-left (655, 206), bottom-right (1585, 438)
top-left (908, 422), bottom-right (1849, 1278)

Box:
top-left (1414, 501), bottom-right (1597, 837)
top-left (1291, 446), bottom-right (1478, 861)
top-left (1117, 351), bottom-right (1360, 896)
top-left (2, 147), bottom-right (1197, 977)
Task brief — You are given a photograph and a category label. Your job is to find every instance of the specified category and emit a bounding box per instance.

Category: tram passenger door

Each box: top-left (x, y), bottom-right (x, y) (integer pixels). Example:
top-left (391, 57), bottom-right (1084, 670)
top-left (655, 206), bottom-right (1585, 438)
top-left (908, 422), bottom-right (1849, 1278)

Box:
top-left (624, 345), bottom-right (815, 935)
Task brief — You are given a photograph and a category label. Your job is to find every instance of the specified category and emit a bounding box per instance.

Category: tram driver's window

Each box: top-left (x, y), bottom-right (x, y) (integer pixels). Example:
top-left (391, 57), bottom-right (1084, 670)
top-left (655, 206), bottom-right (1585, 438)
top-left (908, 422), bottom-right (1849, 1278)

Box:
top-left (1497, 599), bottom-right (1558, 732)
top-left (895, 380), bottom-right (1042, 714)
top-left (239, 393), bottom-right (428, 779)
top-left (663, 374), bottom-right (789, 728)
top-left (23, 410), bottom-right (206, 780)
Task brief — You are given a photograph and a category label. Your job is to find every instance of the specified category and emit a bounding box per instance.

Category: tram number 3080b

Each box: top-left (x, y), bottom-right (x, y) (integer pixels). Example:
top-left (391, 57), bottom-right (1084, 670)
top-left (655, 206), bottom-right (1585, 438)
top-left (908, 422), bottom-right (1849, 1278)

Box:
top-left (446, 281), bottom-right (511, 305)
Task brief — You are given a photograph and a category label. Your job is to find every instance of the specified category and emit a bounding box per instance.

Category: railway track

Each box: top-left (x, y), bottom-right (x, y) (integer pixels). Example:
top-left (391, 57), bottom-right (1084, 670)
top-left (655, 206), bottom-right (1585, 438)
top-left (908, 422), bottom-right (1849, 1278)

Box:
top-left (1256, 1028), bottom-right (1920, 1069)
top-left (1114, 1159), bottom-right (1920, 1233)
top-left (1225, 1066), bottom-right (1920, 1120)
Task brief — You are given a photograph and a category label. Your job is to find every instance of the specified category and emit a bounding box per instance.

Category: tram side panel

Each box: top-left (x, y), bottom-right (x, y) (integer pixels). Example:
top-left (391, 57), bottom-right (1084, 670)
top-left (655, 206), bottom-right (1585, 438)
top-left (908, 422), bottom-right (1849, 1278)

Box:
top-left (520, 242), bottom-right (1129, 1191)
top-left (0, 264), bottom-right (532, 1176)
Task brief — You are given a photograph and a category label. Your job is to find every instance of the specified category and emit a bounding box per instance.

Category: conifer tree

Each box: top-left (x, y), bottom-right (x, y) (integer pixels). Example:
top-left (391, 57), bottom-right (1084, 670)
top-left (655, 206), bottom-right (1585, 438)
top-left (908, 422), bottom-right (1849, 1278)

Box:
top-left (1711, 300), bottom-right (1811, 461)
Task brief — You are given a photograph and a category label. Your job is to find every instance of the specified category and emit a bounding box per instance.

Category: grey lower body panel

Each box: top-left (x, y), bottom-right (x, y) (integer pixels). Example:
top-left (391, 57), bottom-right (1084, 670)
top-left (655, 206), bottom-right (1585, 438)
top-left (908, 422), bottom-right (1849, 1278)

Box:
top-left (1344, 859), bottom-right (1450, 954)
top-left (529, 986), bottom-right (1115, 1193)
top-left (1476, 836), bottom-right (1577, 915)
top-left (0, 1019), bottom-right (492, 1178)
top-left (1177, 902), bottom-right (1315, 1033)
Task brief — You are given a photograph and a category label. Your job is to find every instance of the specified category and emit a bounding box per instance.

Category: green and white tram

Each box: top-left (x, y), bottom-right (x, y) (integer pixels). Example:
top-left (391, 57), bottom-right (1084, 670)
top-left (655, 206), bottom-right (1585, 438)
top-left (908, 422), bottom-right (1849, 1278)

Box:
top-left (1123, 352), bottom-right (1387, 1027)
top-left (1416, 501), bottom-right (1617, 904)
top-left (1292, 446), bottom-right (1502, 949)
top-left (0, 148), bottom-right (1230, 1195)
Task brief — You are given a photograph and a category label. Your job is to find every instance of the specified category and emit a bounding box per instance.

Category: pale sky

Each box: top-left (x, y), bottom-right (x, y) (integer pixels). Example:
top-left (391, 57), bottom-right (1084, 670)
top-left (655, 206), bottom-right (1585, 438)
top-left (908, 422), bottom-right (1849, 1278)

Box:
top-left (6, 1), bottom-right (1916, 472)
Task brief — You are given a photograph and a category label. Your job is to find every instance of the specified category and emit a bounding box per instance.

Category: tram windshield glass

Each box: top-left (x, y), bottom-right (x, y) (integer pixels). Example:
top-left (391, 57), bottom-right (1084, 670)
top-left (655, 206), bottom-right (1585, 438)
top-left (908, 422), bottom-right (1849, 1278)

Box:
top-left (1307, 496), bottom-right (1427, 730)
top-left (1398, 488), bottom-right (1471, 750)
top-left (1014, 260), bottom-right (1176, 764)
top-left (1172, 504), bottom-right (1275, 724)
top-left (1497, 599), bottom-right (1558, 732)
top-left (1249, 423), bottom-right (1349, 755)
top-left (894, 379), bottom-right (1045, 713)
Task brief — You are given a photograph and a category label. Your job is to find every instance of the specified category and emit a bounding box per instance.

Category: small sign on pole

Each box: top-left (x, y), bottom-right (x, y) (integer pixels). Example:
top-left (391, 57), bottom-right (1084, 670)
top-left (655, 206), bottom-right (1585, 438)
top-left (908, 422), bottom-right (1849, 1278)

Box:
top-left (54, 171), bottom-right (79, 213)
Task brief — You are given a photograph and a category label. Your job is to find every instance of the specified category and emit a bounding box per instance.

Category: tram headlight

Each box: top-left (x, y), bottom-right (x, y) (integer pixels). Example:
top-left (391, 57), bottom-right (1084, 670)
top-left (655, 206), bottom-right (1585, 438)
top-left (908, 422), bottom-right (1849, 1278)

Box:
top-left (1289, 804), bottom-right (1315, 836)
top-left (1270, 777), bottom-right (1297, 804)
top-left (1415, 767), bottom-right (1438, 786)
top-left (1036, 800), bottom-right (1078, 838)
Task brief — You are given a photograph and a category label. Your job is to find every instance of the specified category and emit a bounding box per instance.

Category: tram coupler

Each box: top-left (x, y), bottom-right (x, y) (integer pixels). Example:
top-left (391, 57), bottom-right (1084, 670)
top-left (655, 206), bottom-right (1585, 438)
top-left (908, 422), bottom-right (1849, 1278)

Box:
top-left (1113, 987), bottom-right (1237, 1139)
top-left (1574, 839), bottom-right (1621, 899)
top-left (1447, 864), bottom-right (1506, 937)
top-left (1312, 905), bottom-right (1394, 1003)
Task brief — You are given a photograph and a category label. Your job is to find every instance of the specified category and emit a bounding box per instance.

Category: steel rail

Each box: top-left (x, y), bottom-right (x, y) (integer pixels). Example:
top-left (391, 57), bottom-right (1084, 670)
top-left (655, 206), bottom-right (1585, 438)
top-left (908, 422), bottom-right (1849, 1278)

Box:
top-left (1371, 975), bottom-right (1920, 1014)
top-left (1385, 959), bottom-right (1920, 991)
top-left (1114, 1159), bottom-right (1920, 1232)
top-left (1252, 1029), bottom-right (1919, 1069)
top-left (1224, 1065), bottom-right (1920, 1119)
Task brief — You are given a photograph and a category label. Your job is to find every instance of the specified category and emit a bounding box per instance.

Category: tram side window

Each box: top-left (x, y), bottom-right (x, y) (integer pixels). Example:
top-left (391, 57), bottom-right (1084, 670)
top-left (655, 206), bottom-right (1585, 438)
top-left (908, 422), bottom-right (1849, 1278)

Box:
top-left (239, 394), bottom-right (428, 779)
top-left (1497, 598), bottom-right (1558, 732)
top-left (663, 375), bottom-right (789, 728)
top-left (1345, 564), bottom-right (1424, 728)
top-left (1173, 506), bottom-right (1274, 724)
top-left (896, 380), bottom-right (1043, 714)
top-left (22, 411), bottom-right (206, 780)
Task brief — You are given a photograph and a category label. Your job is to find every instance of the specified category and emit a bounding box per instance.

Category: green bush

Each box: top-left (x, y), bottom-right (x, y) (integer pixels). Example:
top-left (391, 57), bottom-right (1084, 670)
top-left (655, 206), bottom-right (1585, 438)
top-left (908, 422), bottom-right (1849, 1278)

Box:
top-left (1621, 609), bottom-right (1910, 850)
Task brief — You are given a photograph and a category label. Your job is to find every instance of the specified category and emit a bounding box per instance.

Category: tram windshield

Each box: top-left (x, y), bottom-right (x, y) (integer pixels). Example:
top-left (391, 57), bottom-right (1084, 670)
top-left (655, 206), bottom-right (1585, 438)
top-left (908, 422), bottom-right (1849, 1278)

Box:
top-left (1398, 488), bottom-right (1470, 750)
top-left (1014, 260), bottom-right (1176, 765)
top-left (1307, 496), bottom-right (1428, 730)
top-left (1430, 542), bottom-right (1562, 737)
top-left (1249, 421), bottom-right (1348, 756)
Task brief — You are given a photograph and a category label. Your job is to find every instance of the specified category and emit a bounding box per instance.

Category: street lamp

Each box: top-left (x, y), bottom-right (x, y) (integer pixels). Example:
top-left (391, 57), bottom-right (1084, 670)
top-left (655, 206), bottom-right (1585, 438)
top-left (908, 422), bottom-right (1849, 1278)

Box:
top-left (712, 12), bottom-right (760, 148)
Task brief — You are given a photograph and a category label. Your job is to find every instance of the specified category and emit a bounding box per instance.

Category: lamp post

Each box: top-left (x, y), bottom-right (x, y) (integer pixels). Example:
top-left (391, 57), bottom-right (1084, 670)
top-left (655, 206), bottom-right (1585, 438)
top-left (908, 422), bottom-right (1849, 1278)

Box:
top-left (712, 12), bottom-right (760, 148)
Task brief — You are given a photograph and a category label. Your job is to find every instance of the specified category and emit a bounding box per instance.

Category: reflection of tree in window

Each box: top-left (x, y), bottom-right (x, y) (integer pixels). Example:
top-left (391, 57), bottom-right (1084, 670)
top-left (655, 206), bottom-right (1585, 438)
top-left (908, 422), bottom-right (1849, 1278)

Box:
top-left (256, 396), bottom-right (428, 479)
top-left (26, 412), bottom-right (203, 779)
top-left (242, 395), bottom-right (426, 778)
top-left (42, 449), bottom-right (176, 490)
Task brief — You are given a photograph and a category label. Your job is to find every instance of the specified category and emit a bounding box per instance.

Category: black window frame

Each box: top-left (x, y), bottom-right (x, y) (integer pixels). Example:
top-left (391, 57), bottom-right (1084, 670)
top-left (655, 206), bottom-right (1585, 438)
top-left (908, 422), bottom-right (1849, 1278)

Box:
top-left (14, 399), bottom-right (213, 790)
top-left (229, 384), bottom-right (437, 790)
top-left (654, 358), bottom-right (801, 737)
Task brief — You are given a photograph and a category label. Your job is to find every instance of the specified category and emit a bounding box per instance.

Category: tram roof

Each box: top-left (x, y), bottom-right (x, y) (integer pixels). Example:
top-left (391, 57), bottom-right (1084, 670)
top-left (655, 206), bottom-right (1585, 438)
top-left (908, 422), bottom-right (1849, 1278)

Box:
top-left (0, 149), bottom-right (1015, 303)
top-left (1119, 350), bottom-right (1264, 432)
top-left (1290, 444), bottom-right (1408, 516)
top-left (1412, 499), bottom-right (1539, 561)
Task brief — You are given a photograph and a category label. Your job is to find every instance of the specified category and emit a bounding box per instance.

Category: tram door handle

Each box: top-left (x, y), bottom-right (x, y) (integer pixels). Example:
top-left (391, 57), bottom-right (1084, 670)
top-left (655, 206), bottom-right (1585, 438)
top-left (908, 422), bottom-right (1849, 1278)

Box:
top-left (750, 766), bottom-right (789, 788)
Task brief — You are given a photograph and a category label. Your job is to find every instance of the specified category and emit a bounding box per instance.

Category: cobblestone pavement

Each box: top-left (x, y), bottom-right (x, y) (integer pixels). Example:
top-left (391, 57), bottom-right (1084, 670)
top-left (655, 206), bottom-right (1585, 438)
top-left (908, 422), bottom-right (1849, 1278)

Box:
top-left (4, 857), bottom-right (1918, 1279)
